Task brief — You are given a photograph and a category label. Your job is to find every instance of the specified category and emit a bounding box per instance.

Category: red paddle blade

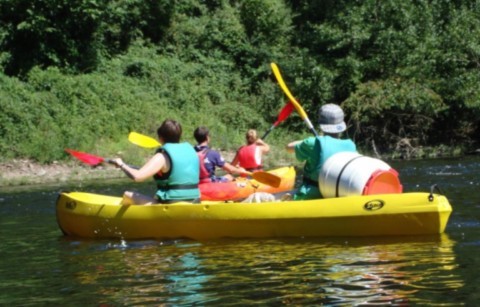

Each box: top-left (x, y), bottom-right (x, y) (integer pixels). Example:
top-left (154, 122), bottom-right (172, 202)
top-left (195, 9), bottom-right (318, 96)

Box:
top-left (274, 102), bottom-right (295, 126)
top-left (65, 148), bottom-right (105, 166)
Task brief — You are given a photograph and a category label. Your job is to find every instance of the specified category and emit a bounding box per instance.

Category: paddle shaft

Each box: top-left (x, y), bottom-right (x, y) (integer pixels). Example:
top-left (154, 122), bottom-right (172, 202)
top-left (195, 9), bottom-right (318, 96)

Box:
top-left (109, 160), bottom-right (138, 170)
top-left (261, 127), bottom-right (275, 140)
top-left (261, 102), bottom-right (294, 140)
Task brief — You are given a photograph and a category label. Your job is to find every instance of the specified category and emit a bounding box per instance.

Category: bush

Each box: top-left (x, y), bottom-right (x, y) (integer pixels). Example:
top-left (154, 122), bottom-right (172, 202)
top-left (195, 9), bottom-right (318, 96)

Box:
top-left (343, 78), bottom-right (448, 153)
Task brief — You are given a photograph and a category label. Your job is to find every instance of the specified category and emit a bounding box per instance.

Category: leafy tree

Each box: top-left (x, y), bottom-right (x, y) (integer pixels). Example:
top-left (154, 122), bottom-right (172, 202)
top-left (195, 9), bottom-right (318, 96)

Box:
top-left (343, 78), bottom-right (448, 152)
top-left (0, 0), bottom-right (105, 75)
top-left (0, 0), bottom-right (173, 76)
top-left (1, 0), bottom-right (480, 163)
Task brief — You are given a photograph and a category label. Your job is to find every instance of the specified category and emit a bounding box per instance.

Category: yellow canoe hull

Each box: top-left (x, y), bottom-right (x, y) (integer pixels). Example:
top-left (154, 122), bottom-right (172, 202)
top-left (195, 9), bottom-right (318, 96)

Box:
top-left (56, 191), bottom-right (452, 240)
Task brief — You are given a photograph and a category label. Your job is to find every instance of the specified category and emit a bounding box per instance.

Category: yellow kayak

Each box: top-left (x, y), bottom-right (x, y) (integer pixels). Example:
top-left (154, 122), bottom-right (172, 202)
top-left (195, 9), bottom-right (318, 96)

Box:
top-left (56, 189), bottom-right (452, 240)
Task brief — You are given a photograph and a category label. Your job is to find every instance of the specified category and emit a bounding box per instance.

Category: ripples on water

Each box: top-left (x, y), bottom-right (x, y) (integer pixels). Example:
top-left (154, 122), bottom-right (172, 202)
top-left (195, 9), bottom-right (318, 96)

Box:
top-left (1, 157), bottom-right (480, 305)
top-left (15, 235), bottom-right (455, 306)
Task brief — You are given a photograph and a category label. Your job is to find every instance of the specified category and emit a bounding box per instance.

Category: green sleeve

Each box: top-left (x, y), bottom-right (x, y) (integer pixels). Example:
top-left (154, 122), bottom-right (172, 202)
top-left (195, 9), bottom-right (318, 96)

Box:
top-left (294, 137), bottom-right (316, 162)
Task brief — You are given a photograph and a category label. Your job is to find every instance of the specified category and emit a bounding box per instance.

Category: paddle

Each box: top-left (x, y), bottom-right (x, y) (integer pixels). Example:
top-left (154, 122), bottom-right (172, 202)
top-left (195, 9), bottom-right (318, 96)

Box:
top-left (65, 148), bottom-right (137, 169)
top-left (270, 62), bottom-right (319, 137)
top-left (244, 171), bottom-right (281, 188)
top-left (65, 148), bottom-right (115, 166)
top-left (128, 132), bottom-right (161, 148)
top-left (261, 102), bottom-right (294, 140)
top-left (65, 149), bottom-right (280, 187)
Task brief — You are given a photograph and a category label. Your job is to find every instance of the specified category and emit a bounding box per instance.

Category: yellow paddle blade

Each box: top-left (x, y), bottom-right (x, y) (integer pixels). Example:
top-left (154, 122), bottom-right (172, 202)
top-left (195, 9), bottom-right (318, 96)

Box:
top-left (128, 132), bottom-right (161, 148)
top-left (247, 171), bottom-right (281, 188)
top-left (271, 62), bottom-right (318, 136)
top-left (270, 62), bottom-right (309, 120)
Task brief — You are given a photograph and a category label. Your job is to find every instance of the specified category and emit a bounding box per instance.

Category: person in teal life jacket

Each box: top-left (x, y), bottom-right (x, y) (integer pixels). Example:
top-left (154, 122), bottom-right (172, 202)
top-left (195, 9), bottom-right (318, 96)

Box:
top-left (193, 126), bottom-right (246, 183)
top-left (112, 119), bottom-right (200, 205)
top-left (231, 129), bottom-right (270, 172)
top-left (286, 104), bottom-right (357, 200)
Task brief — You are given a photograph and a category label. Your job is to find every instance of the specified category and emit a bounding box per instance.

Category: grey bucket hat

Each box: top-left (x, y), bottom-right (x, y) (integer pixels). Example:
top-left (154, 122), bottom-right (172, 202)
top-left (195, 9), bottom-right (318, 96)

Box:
top-left (318, 103), bottom-right (347, 133)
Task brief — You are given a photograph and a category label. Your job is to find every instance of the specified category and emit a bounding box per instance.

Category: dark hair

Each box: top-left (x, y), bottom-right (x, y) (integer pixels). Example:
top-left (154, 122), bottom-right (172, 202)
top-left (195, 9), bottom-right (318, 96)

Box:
top-left (194, 126), bottom-right (209, 143)
top-left (157, 119), bottom-right (182, 143)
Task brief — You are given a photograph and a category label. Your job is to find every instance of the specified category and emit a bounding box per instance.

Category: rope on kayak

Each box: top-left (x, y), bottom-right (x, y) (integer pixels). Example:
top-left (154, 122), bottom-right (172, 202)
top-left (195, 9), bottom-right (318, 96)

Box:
top-left (428, 184), bottom-right (444, 201)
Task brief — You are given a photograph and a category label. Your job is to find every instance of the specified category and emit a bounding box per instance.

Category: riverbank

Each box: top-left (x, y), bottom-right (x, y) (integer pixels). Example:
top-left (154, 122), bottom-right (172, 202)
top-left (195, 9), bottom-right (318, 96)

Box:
top-left (0, 151), bottom-right (242, 188)
top-left (0, 159), bottom-right (123, 187)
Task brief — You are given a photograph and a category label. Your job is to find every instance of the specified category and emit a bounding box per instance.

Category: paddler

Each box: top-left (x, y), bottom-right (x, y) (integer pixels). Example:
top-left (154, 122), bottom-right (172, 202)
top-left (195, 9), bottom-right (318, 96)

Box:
top-left (231, 129), bottom-right (270, 172)
top-left (286, 104), bottom-right (357, 200)
top-left (112, 119), bottom-right (200, 205)
top-left (193, 126), bottom-right (246, 183)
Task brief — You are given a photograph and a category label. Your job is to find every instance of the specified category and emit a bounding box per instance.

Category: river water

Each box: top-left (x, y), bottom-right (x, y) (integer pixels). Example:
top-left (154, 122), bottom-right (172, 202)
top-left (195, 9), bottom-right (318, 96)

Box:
top-left (0, 156), bottom-right (479, 305)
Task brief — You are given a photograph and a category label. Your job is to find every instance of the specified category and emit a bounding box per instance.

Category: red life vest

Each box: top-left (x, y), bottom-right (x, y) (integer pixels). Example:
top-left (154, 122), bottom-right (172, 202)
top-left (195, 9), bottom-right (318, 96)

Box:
top-left (197, 149), bottom-right (211, 183)
top-left (237, 144), bottom-right (262, 171)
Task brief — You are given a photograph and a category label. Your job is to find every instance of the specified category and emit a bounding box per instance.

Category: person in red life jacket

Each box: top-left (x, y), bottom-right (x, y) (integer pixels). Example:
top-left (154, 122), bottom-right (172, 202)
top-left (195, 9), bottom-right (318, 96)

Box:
top-left (231, 129), bottom-right (270, 172)
top-left (112, 119), bottom-right (200, 205)
top-left (193, 126), bottom-right (246, 183)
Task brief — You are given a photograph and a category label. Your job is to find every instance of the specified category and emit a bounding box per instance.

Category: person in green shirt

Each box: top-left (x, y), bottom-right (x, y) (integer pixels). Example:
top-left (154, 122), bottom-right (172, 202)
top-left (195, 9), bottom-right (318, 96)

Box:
top-left (286, 104), bottom-right (357, 200)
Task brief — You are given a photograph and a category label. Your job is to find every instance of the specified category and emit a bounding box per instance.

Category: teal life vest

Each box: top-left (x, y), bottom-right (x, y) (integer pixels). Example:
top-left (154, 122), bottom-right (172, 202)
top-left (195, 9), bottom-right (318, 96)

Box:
top-left (302, 135), bottom-right (357, 185)
top-left (317, 135), bottom-right (357, 167)
top-left (154, 142), bottom-right (200, 202)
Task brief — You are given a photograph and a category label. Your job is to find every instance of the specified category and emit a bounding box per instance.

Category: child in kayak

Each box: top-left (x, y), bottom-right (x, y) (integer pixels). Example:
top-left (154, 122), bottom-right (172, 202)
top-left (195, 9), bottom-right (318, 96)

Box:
top-left (113, 119), bottom-right (200, 205)
top-left (231, 129), bottom-right (270, 172)
top-left (194, 126), bottom-right (246, 183)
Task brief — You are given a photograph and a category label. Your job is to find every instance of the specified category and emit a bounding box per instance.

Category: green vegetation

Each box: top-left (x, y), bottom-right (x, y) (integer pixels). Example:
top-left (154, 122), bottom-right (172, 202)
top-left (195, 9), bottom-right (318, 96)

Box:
top-left (1, 0), bottom-right (479, 164)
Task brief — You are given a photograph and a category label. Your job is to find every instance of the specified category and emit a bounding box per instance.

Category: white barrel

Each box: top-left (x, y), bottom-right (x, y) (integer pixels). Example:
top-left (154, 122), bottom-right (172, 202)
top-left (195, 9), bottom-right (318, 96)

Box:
top-left (319, 152), bottom-right (395, 198)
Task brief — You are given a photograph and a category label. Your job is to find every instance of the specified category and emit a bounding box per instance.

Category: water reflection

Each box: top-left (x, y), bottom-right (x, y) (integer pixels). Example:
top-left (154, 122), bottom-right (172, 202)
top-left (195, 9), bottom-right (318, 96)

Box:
top-left (55, 234), bottom-right (460, 305)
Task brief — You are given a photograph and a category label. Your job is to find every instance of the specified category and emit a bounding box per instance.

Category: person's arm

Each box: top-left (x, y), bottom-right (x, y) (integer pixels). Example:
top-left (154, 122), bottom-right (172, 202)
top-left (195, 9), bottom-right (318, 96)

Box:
top-left (230, 150), bottom-right (240, 166)
top-left (112, 152), bottom-right (167, 182)
top-left (256, 139), bottom-right (270, 154)
top-left (222, 162), bottom-right (246, 175)
top-left (286, 140), bottom-right (302, 153)
top-left (211, 150), bottom-right (243, 175)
